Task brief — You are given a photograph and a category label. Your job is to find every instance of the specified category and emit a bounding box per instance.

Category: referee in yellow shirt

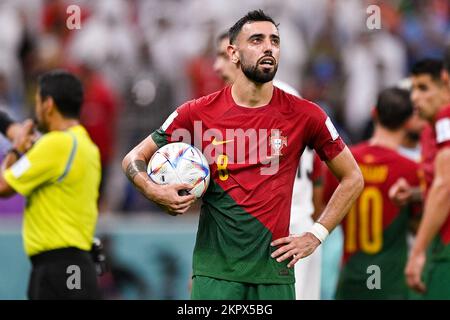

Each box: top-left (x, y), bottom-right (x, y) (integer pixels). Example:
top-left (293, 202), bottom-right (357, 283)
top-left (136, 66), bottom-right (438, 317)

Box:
top-left (0, 70), bottom-right (101, 299)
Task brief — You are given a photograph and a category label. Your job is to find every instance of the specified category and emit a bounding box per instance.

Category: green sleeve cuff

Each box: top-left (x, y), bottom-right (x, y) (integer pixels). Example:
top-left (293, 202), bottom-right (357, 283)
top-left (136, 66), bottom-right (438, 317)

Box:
top-left (151, 129), bottom-right (169, 148)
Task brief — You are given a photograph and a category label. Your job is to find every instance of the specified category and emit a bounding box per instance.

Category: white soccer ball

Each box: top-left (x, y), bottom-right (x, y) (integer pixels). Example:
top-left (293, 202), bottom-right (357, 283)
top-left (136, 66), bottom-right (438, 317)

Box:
top-left (147, 142), bottom-right (210, 198)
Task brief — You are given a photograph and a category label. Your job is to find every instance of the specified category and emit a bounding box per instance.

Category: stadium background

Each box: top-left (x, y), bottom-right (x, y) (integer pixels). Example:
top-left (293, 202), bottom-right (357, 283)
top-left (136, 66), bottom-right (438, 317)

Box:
top-left (0, 0), bottom-right (449, 299)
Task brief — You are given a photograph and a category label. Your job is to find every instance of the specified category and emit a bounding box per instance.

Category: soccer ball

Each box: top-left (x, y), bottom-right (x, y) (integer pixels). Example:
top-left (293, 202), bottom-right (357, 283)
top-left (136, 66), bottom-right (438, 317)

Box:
top-left (147, 142), bottom-right (210, 198)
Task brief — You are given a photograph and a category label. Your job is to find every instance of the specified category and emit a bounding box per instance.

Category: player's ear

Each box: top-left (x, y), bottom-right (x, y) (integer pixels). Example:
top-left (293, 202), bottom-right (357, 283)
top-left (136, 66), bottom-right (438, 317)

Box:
top-left (228, 44), bottom-right (239, 64)
top-left (43, 96), bottom-right (55, 115)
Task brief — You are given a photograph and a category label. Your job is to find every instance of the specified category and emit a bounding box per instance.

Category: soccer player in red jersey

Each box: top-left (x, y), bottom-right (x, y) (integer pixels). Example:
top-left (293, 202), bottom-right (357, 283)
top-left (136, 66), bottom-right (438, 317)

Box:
top-left (405, 57), bottom-right (450, 298)
top-left (123, 10), bottom-right (363, 300)
top-left (214, 30), bottom-right (324, 299)
top-left (324, 87), bottom-right (423, 299)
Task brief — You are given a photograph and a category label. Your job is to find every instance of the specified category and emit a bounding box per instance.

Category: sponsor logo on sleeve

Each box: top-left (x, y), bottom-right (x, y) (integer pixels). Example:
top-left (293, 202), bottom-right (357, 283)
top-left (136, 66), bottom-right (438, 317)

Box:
top-left (436, 118), bottom-right (450, 144)
top-left (325, 117), bottom-right (339, 141)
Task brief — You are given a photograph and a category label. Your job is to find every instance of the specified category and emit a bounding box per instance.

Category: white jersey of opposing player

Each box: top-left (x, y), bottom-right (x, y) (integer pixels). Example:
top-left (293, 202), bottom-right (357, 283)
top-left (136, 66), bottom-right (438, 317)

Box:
top-left (274, 80), bottom-right (322, 300)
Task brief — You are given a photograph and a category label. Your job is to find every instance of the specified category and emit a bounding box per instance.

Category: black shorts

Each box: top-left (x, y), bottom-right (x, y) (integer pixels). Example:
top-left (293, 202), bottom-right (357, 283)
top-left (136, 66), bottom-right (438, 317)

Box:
top-left (28, 247), bottom-right (100, 300)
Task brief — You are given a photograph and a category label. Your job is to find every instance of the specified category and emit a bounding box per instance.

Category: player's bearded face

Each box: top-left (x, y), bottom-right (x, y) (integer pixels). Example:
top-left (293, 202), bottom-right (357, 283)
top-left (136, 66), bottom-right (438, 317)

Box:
top-left (240, 52), bottom-right (278, 84)
top-left (236, 21), bottom-right (280, 84)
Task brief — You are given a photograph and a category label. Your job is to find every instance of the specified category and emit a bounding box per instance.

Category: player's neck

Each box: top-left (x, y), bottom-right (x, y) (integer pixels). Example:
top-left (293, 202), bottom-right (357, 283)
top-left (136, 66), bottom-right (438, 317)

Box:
top-left (48, 117), bottom-right (80, 132)
top-left (434, 95), bottom-right (450, 121)
top-left (369, 126), bottom-right (403, 150)
top-left (231, 75), bottom-right (274, 108)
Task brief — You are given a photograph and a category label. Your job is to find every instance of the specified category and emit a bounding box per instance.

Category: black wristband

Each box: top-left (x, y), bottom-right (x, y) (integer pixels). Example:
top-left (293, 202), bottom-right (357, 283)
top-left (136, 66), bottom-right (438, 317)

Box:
top-left (7, 148), bottom-right (22, 159)
top-left (0, 110), bottom-right (14, 136)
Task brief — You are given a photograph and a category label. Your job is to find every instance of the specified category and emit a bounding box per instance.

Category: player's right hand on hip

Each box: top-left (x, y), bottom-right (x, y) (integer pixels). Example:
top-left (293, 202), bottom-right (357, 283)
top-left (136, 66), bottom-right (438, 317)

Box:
top-left (270, 233), bottom-right (320, 268)
top-left (152, 183), bottom-right (196, 216)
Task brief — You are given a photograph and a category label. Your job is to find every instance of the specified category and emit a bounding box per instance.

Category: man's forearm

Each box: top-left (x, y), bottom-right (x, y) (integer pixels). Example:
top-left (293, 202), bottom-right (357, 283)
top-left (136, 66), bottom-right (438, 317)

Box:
top-left (122, 135), bottom-right (161, 202)
top-left (412, 178), bottom-right (450, 253)
top-left (122, 153), bottom-right (155, 200)
top-left (317, 171), bottom-right (363, 232)
top-left (413, 148), bottom-right (450, 253)
top-left (124, 158), bottom-right (147, 183)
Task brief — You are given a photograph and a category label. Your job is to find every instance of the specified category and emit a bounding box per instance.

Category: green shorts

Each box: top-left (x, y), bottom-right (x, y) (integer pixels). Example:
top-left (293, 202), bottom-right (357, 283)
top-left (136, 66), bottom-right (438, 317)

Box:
top-left (422, 259), bottom-right (450, 299)
top-left (335, 278), bottom-right (408, 300)
top-left (191, 275), bottom-right (295, 300)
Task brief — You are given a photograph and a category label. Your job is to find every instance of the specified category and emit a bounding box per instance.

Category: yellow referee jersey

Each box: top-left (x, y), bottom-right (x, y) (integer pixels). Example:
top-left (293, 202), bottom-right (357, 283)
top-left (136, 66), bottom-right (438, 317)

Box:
top-left (4, 125), bottom-right (101, 256)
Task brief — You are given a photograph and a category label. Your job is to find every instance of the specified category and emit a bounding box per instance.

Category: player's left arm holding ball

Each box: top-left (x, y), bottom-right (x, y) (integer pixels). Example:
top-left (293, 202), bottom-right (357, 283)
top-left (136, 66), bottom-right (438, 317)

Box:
top-left (122, 135), bottom-right (196, 216)
top-left (123, 102), bottom-right (197, 215)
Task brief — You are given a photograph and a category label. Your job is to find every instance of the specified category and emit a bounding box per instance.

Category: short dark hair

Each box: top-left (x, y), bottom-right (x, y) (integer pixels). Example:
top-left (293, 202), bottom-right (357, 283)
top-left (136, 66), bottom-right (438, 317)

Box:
top-left (38, 70), bottom-right (83, 118)
top-left (375, 87), bottom-right (413, 130)
top-left (411, 58), bottom-right (443, 81)
top-left (228, 10), bottom-right (278, 45)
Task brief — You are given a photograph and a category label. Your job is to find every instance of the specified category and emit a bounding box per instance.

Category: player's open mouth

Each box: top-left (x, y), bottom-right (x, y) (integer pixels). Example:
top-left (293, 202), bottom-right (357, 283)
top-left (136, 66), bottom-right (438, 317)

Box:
top-left (259, 57), bottom-right (275, 66)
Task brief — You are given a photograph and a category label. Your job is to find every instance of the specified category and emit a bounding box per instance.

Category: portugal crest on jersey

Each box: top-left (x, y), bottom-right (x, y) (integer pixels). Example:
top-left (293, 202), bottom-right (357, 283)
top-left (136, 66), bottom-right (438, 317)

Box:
top-left (270, 131), bottom-right (288, 156)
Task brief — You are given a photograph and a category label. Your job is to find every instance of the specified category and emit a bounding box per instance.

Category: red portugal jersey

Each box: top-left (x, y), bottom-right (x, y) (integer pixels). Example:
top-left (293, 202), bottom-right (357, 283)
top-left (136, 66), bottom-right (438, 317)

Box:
top-left (151, 86), bottom-right (345, 284)
top-left (325, 143), bottom-right (421, 262)
top-left (324, 143), bottom-right (422, 298)
top-left (421, 105), bottom-right (450, 245)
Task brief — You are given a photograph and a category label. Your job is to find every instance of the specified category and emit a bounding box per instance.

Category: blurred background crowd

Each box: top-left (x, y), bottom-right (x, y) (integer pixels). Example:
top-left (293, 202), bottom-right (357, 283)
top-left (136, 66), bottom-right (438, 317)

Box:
top-left (0, 0), bottom-right (449, 213)
top-left (0, 0), bottom-right (449, 299)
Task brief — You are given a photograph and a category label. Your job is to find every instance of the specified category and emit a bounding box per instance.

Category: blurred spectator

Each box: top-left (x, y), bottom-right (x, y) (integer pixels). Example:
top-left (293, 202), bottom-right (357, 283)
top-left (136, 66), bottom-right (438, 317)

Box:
top-left (68, 0), bottom-right (139, 93)
top-left (400, 0), bottom-right (449, 64)
top-left (186, 22), bottom-right (225, 99)
top-left (0, 0), bottom-right (450, 302)
top-left (41, 0), bottom-right (90, 44)
top-left (0, 0), bottom-right (448, 213)
top-left (0, 1), bottom-right (26, 119)
top-left (118, 42), bottom-right (176, 213)
top-left (76, 63), bottom-right (119, 208)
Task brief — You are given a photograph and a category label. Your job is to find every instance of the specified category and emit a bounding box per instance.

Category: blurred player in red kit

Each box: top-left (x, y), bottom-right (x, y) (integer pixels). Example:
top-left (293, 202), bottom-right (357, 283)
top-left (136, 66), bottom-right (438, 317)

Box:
top-left (404, 57), bottom-right (450, 298)
top-left (324, 87), bottom-right (423, 299)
